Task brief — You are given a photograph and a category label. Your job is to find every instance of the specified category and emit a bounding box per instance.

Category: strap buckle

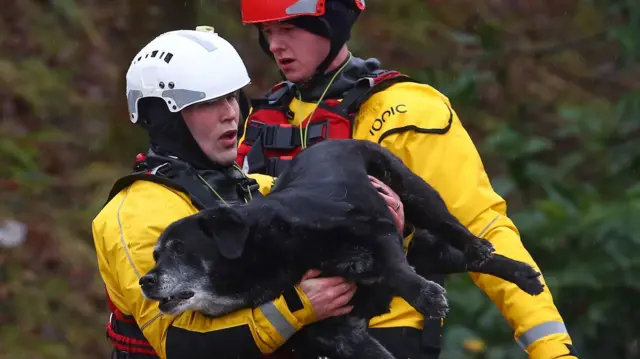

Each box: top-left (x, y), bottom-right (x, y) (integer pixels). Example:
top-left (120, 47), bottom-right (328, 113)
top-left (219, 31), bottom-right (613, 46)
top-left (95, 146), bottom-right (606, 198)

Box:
top-left (263, 125), bottom-right (295, 150)
top-left (243, 121), bottom-right (266, 145)
top-left (305, 121), bottom-right (328, 144)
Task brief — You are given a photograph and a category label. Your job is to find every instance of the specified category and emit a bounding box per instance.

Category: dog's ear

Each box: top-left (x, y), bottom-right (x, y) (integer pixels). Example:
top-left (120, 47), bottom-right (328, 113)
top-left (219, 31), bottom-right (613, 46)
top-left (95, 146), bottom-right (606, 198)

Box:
top-left (197, 207), bottom-right (250, 259)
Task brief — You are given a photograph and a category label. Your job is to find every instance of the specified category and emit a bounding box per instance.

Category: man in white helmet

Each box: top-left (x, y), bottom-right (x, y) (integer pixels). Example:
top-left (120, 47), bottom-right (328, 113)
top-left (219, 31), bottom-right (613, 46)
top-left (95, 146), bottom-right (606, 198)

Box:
top-left (91, 28), bottom-right (405, 359)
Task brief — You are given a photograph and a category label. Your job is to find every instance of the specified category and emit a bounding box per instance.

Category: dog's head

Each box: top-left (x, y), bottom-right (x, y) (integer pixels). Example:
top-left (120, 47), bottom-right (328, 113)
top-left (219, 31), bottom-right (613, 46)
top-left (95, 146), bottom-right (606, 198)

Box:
top-left (139, 205), bottom-right (253, 316)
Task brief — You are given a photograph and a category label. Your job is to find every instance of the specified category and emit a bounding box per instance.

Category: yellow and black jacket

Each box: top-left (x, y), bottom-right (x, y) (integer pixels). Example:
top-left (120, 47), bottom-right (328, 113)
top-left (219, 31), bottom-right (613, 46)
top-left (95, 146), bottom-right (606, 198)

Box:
top-left (92, 153), bottom-right (317, 359)
top-left (238, 56), bottom-right (577, 359)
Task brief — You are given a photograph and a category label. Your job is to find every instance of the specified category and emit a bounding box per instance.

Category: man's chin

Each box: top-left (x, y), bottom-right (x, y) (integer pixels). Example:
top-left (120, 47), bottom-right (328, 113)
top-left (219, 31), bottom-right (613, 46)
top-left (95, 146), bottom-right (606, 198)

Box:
top-left (209, 149), bottom-right (238, 167)
top-left (280, 68), bottom-right (309, 84)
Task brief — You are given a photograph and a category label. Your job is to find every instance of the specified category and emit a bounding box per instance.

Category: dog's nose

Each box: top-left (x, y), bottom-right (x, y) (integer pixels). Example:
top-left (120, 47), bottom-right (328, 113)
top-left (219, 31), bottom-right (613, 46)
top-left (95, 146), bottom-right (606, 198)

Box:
top-left (139, 274), bottom-right (157, 288)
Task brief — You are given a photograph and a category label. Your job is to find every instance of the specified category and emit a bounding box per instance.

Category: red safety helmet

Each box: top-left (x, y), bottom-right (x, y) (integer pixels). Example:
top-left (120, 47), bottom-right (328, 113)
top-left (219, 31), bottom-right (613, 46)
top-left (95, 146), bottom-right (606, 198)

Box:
top-left (241, 0), bottom-right (366, 83)
top-left (241, 0), bottom-right (365, 24)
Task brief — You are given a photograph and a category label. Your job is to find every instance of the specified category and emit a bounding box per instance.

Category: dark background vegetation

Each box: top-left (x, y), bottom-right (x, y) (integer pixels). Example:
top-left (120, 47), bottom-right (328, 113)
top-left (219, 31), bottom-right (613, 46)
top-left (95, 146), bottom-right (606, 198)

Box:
top-left (1, 0), bottom-right (638, 358)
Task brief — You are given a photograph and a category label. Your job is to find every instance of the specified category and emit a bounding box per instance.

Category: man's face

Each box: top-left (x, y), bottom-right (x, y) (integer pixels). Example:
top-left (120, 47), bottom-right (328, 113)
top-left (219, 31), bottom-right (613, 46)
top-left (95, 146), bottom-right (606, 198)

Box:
top-left (181, 93), bottom-right (240, 166)
top-left (262, 21), bottom-right (330, 83)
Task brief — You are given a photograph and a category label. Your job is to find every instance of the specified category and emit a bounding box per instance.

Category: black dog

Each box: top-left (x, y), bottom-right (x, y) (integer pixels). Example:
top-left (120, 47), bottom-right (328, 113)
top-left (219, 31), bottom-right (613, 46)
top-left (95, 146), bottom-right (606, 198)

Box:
top-left (140, 139), bottom-right (544, 359)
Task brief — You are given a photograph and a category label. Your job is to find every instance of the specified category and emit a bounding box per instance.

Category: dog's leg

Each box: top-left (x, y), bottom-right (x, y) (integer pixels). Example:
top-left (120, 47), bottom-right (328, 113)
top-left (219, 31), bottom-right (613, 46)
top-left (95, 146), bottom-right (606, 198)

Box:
top-left (301, 317), bottom-right (397, 359)
top-left (376, 232), bottom-right (449, 319)
top-left (467, 253), bottom-right (545, 295)
top-left (404, 184), bottom-right (494, 267)
top-left (408, 229), bottom-right (544, 296)
top-left (386, 262), bottom-right (449, 319)
top-left (397, 178), bottom-right (494, 267)
top-left (407, 228), bottom-right (469, 275)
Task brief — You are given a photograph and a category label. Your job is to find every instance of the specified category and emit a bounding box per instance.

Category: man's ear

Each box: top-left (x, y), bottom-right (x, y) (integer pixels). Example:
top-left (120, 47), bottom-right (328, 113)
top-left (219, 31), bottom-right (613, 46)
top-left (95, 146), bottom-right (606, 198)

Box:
top-left (197, 207), bottom-right (250, 259)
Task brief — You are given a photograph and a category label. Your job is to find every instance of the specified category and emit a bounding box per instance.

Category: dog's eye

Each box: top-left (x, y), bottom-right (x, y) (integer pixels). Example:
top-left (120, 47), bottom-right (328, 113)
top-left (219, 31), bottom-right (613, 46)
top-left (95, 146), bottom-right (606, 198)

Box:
top-left (173, 241), bottom-right (184, 255)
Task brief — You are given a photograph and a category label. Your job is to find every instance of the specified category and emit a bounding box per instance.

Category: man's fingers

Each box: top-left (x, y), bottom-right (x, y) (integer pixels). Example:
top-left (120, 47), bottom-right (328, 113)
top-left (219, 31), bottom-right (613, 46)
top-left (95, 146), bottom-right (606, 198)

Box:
top-left (369, 176), bottom-right (387, 190)
top-left (373, 184), bottom-right (399, 208)
top-left (330, 305), bottom-right (354, 318)
top-left (389, 209), bottom-right (402, 225)
top-left (331, 282), bottom-right (356, 297)
top-left (379, 192), bottom-right (395, 206)
top-left (330, 286), bottom-right (357, 308)
top-left (311, 276), bottom-right (347, 288)
top-left (301, 269), bottom-right (322, 280)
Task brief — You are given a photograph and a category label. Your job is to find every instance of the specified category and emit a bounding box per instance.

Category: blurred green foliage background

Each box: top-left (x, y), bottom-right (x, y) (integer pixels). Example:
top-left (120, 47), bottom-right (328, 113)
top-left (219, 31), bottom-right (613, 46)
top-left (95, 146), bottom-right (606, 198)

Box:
top-left (1, 0), bottom-right (638, 358)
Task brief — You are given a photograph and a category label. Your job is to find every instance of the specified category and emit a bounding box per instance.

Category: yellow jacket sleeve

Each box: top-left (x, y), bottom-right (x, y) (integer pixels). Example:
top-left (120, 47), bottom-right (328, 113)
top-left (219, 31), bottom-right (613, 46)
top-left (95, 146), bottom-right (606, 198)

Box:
top-left (92, 180), bottom-right (316, 359)
top-left (353, 81), bottom-right (576, 359)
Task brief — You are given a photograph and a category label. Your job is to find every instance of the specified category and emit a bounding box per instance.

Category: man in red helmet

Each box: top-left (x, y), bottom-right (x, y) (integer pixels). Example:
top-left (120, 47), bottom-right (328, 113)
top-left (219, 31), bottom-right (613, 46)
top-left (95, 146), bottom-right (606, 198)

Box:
top-left (236, 1), bottom-right (579, 359)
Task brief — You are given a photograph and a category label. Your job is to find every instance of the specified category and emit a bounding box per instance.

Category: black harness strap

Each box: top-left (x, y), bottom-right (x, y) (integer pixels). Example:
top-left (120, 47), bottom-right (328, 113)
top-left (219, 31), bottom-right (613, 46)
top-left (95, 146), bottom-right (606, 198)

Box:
top-left (243, 121), bottom-right (328, 149)
top-left (105, 155), bottom-right (261, 210)
top-left (336, 70), bottom-right (418, 115)
top-left (106, 172), bottom-right (208, 209)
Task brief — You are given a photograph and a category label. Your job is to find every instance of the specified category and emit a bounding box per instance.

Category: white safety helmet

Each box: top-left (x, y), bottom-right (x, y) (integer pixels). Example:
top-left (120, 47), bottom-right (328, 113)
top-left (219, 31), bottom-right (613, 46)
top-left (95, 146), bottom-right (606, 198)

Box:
top-left (125, 26), bottom-right (251, 123)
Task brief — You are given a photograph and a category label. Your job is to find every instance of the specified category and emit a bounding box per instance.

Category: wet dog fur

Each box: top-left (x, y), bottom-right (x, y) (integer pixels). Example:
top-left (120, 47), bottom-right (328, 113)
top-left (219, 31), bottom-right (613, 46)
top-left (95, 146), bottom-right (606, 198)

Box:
top-left (407, 228), bottom-right (545, 295)
top-left (140, 139), bottom-right (544, 359)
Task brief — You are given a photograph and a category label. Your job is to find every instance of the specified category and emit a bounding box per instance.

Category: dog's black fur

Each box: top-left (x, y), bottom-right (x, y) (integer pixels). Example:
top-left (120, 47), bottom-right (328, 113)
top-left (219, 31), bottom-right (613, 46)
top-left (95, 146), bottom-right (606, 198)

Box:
top-left (407, 228), bottom-right (544, 294)
top-left (140, 139), bottom-right (544, 359)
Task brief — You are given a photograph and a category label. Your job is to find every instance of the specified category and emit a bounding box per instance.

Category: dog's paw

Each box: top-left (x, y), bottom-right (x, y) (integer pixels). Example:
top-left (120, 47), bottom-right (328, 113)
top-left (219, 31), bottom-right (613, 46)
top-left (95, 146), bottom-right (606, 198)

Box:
top-left (465, 238), bottom-right (495, 267)
top-left (514, 266), bottom-right (545, 295)
top-left (413, 281), bottom-right (449, 319)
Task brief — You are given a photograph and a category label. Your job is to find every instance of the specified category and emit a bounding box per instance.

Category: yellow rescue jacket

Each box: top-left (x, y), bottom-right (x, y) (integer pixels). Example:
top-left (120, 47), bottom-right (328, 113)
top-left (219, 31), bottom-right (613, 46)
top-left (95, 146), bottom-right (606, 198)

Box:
top-left (92, 173), bottom-right (316, 358)
top-left (239, 78), bottom-right (575, 359)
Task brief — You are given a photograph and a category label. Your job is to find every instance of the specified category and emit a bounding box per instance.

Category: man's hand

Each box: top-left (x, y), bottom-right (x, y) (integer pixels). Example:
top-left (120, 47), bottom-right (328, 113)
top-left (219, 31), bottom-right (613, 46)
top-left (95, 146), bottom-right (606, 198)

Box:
top-left (298, 269), bottom-right (356, 321)
top-left (369, 175), bottom-right (405, 231)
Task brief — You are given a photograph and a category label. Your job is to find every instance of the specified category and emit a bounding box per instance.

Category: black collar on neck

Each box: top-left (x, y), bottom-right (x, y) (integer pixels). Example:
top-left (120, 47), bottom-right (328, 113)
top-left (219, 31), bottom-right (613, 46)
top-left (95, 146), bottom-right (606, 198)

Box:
top-left (293, 56), bottom-right (382, 101)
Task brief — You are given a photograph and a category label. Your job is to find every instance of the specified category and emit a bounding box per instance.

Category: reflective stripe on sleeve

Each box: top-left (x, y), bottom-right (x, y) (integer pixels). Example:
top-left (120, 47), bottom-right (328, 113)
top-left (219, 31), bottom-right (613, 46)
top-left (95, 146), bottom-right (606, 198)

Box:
top-left (259, 302), bottom-right (297, 340)
top-left (516, 321), bottom-right (569, 349)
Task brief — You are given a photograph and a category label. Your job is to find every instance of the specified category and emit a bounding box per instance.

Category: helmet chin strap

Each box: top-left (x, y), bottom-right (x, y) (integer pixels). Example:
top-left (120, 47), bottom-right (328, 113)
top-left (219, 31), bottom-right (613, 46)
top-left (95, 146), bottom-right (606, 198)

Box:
top-left (302, 42), bottom-right (345, 87)
top-left (300, 16), bottom-right (345, 86)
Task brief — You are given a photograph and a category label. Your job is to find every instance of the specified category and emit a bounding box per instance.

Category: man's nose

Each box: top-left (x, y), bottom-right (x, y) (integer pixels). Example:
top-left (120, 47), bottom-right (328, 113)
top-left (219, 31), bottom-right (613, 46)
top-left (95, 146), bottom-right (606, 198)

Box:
top-left (268, 34), bottom-right (284, 53)
top-left (139, 273), bottom-right (157, 288)
top-left (221, 99), bottom-right (238, 122)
